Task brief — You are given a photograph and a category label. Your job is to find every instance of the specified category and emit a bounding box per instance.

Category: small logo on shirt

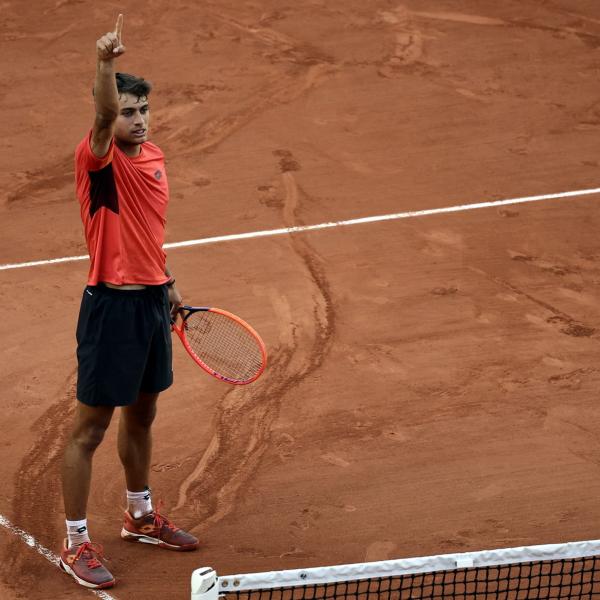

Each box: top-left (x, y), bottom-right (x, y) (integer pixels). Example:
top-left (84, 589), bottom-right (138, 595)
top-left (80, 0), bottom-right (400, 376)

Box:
top-left (154, 170), bottom-right (162, 180)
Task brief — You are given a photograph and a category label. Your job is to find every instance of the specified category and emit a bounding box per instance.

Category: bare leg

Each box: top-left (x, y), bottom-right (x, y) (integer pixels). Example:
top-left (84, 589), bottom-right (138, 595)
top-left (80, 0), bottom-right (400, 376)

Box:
top-left (117, 391), bottom-right (158, 492)
top-left (62, 403), bottom-right (115, 520)
top-left (117, 392), bottom-right (199, 551)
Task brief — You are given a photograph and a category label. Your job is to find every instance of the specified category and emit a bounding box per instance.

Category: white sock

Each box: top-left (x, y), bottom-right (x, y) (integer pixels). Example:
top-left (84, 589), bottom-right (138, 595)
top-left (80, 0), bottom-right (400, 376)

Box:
top-left (66, 518), bottom-right (90, 547)
top-left (127, 487), bottom-right (153, 519)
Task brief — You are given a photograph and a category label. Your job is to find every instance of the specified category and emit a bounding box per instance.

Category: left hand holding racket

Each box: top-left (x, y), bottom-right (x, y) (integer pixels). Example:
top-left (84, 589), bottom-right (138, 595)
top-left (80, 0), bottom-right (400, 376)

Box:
top-left (172, 305), bottom-right (267, 385)
top-left (167, 284), bottom-right (183, 319)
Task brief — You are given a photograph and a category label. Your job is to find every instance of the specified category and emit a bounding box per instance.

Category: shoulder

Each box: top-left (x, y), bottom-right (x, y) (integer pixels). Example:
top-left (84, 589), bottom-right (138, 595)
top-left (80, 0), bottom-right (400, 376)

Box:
top-left (75, 129), bottom-right (114, 172)
top-left (142, 140), bottom-right (164, 159)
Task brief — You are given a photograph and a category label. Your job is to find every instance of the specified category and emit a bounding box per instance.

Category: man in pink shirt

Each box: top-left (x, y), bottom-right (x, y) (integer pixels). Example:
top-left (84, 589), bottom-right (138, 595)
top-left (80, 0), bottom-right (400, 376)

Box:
top-left (60, 15), bottom-right (198, 590)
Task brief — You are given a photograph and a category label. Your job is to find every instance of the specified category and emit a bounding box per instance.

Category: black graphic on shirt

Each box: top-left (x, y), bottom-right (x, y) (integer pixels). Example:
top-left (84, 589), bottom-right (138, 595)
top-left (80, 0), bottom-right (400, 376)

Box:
top-left (89, 163), bottom-right (119, 217)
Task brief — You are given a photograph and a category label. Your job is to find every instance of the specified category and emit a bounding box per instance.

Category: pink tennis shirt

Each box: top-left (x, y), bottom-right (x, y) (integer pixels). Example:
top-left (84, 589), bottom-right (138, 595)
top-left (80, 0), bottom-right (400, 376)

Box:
top-left (75, 130), bottom-right (170, 286)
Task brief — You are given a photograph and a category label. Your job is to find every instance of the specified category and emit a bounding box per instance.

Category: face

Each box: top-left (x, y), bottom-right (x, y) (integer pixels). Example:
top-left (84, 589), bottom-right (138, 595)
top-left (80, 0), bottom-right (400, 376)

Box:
top-left (114, 93), bottom-right (150, 146)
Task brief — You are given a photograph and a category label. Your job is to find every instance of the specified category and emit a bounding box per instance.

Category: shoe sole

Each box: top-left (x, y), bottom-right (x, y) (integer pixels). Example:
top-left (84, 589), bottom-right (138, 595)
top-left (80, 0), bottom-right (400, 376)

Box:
top-left (120, 527), bottom-right (198, 551)
top-left (59, 558), bottom-right (116, 589)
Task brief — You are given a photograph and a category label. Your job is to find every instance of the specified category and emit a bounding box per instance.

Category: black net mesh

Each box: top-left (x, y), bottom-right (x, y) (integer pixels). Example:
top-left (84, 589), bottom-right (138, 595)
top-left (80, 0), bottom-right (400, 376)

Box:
top-left (221, 556), bottom-right (600, 600)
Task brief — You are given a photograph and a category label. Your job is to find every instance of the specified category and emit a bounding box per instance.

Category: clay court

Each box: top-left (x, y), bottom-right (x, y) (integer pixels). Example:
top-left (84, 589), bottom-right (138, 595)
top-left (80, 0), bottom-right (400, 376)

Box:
top-left (2, 0), bottom-right (600, 598)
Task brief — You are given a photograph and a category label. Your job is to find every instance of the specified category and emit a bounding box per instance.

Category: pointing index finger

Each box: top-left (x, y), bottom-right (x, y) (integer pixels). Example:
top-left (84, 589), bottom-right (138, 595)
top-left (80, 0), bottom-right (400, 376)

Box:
top-left (114, 13), bottom-right (123, 44)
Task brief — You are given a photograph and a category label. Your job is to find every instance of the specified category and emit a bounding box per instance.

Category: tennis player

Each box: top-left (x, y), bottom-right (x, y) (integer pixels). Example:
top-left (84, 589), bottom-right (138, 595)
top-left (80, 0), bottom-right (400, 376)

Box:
top-left (59, 15), bottom-right (198, 590)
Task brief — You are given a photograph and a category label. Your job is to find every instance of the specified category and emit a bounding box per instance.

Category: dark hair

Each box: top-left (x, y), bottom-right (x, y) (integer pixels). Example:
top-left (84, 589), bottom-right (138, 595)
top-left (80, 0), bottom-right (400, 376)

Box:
top-left (115, 72), bottom-right (152, 99)
top-left (91, 72), bottom-right (152, 99)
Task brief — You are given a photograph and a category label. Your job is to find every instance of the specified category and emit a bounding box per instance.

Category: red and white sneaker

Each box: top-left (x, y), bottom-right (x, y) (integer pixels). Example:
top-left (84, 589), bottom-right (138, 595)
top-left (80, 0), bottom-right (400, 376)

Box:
top-left (121, 503), bottom-right (199, 551)
top-left (59, 540), bottom-right (115, 589)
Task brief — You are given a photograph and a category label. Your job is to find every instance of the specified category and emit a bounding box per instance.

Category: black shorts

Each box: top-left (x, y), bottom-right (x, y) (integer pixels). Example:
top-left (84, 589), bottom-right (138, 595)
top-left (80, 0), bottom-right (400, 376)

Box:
top-left (76, 284), bottom-right (173, 407)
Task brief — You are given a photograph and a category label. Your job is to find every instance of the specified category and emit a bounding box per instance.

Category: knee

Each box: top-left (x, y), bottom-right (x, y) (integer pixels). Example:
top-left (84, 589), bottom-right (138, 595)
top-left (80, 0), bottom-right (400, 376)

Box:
top-left (129, 406), bottom-right (157, 430)
top-left (125, 395), bottom-right (158, 431)
top-left (72, 422), bottom-right (109, 453)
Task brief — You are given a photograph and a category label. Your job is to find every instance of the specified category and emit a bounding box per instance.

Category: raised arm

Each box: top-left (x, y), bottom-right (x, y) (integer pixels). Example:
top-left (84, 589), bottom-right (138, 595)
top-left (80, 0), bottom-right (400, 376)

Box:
top-left (91, 14), bottom-right (126, 158)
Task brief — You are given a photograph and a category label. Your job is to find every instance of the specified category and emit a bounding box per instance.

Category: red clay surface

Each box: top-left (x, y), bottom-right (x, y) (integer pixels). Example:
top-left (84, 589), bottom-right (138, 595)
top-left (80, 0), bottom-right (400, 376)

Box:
top-left (2, 1), bottom-right (600, 598)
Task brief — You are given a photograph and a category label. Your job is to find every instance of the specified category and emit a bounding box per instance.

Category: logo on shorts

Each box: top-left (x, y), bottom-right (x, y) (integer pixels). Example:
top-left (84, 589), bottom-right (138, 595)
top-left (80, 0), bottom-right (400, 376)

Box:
top-left (154, 170), bottom-right (162, 180)
top-left (86, 290), bottom-right (93, 296)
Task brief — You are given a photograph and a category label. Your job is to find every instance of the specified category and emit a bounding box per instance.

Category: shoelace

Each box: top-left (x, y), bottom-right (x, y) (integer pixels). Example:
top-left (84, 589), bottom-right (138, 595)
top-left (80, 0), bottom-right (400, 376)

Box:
top-left (152, 500), bottom-right (180, 535)
top-left (74, 542), bottom-right (106, 570)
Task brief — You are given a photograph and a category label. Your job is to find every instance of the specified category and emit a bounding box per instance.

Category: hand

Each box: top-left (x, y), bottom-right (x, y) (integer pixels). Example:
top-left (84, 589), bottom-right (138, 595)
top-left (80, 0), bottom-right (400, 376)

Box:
top-left (96, 14), bottom-right (126, 61)
top-left (168, 284), bottom-right (183, 320)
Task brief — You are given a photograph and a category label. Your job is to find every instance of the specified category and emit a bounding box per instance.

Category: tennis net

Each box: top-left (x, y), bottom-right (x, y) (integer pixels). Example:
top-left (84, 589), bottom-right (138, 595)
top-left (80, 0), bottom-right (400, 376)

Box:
top-left (191, 540), bottom-right (600, 600)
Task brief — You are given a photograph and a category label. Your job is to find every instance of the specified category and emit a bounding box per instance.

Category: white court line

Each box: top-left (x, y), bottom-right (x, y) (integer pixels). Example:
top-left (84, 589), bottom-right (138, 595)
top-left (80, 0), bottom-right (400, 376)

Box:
top-left (0, 514), bottom-right (118, 600)
top-left (1, 186), bottom-right (599, 272)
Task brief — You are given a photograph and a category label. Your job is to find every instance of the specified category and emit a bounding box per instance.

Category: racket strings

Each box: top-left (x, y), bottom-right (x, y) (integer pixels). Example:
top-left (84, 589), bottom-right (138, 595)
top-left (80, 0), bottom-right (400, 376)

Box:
top-left (185, 311), bottom-right (263, 382)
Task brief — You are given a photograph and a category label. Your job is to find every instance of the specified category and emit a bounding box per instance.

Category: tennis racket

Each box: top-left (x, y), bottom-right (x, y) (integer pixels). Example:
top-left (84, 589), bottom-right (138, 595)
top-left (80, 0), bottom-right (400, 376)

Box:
top-left (172, 305), bottom-right (267, 385)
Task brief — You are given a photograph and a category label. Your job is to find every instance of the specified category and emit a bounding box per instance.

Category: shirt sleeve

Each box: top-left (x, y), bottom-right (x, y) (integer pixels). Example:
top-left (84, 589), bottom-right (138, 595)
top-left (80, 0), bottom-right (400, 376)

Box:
top-left (75, 129), bottom-right (115, 172)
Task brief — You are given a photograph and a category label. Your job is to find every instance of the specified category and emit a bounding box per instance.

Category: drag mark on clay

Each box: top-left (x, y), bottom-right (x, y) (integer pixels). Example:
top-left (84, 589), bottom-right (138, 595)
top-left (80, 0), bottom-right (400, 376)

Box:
top-left (508, 251), bottom-right (579, 277)
top-left (3, 373), bottom-right (78, 594)
top-left (11, 375), bottom-right (77, 535)
top-left (209, 12), bottom-right (334, 65)
top-left (376, 6), bottom-right (425, 77)
top-left (161, 9), bottom-right (336, 158)
top-left (548, 368), bottom-right (600, 388)
top-left (406, 6), bottom-right (600, 48)
top-left (166, 62), bottom-right (336, 157)
top-left (544, 402), bottom-right (600, 467)
top-left (468, 266), bottom-right (596, 337)
top-left (174, 151), bottom-right (336, 528)
top-left (6, 155), bottom-right (74, 207)
top-left (411, 11), bottom-right (505, 26)
top-left (376, 4), bottom-right (502, 80)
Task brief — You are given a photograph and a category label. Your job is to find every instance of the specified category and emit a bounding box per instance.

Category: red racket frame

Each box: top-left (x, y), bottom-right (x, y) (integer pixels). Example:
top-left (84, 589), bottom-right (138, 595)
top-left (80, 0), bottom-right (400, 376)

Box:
top-left (172, 306), bottom-right (267, 385)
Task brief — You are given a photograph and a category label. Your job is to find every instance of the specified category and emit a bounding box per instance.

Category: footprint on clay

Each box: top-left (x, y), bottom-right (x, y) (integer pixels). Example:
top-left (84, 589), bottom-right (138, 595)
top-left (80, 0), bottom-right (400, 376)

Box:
top-left (560, 323), bottom-right (595, 338)
top-left (498, 208), bottom-right (519, 218)
top-left (558, 287), bottom-right (596, 306)
top-left (430, 286), bottom-right (458, 296)
top-left (422, 229), bottom-right (464, 248)
top-left (392, 31), bottom-right (423, 65)
top-left (257, 183), bottom-right (284, 208)
top-left (508, 250), bottom-right (535, 262)
top-left (273, 149), bottom-right (301, 172)
top-left (525, 313), bottom-right (548, 327)
top-left (498, 377), bottom-right (528, 393)
top-left (475, 311), bottom-right (498, 324)
top-left (320, 453), bottom-right (351, 468)
top-left (194, 177), bottom-right (211, 187)
top-left (548, 370), bottom-right (584, 390)
top-left (378, 10), bottom-right (402, 25)
top-left (382, 428), bottom-right (410, 442)
top-left (471, 482), bottom-right (504, 502)
top-left (542, 355), bottom-right (575, 369)
top-left (376, 5), bottom-right (427, 77)
top-left (364, 540), bottom-right (398, 562)
top-left (274, 432), bottom-right (296, 461)
top-left (509, 251), bottom-right (576, 276)
top-left (279, 547), bottom-right (312, 559)
top-left (496, 293), bottom-right (518, 303)
top-left (290, 507), bottom-right (321, 533)
top-left (372, 279), bottom-right (390, 288)
top-left (542, 315), bottom-right (595, 338)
